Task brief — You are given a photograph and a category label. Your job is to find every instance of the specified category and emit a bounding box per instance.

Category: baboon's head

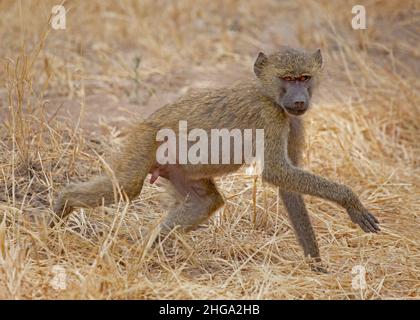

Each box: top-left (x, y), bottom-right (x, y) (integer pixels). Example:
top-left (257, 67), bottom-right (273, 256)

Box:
top-left (254, 47), bottom-right (323, 116)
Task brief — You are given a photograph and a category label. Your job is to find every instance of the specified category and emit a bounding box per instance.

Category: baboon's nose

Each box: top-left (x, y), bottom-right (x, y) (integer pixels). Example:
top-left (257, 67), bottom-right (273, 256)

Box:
top-left (294, 101), bottom-right (306, 110)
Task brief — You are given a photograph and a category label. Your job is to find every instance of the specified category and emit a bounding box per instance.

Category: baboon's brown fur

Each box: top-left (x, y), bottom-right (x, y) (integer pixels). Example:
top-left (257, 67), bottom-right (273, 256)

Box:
top-left (54, 47), bottom-right (380, 271)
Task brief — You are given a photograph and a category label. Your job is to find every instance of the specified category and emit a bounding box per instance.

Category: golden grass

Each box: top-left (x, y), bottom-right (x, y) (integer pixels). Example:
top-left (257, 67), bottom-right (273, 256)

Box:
top-left (0, 0), bottom-right (419, 299)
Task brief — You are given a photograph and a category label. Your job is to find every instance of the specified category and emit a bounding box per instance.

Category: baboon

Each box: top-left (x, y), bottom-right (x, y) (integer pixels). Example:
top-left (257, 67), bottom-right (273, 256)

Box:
top-left (53, 47), bottom-right (380, 270)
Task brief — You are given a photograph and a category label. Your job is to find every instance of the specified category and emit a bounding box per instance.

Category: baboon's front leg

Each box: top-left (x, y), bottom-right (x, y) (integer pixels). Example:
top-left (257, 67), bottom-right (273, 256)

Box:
top-left (263, 129), bottom-right (380, 233)
top-left (159, 172), bottom-right (224, 233)
top-left (280, 118), bottom-right (321, 263)
top-left (264, 165), bottom-right (379, 233)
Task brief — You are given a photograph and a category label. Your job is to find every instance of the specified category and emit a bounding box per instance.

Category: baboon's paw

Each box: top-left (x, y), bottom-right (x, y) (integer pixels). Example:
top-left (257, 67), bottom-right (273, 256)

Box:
top-left (348, 208), bottom-right (380, 233)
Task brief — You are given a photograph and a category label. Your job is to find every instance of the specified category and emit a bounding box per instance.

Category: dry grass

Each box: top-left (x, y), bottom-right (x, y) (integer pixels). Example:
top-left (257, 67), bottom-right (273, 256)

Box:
top-left (0, 0), bottom-right (419, 299)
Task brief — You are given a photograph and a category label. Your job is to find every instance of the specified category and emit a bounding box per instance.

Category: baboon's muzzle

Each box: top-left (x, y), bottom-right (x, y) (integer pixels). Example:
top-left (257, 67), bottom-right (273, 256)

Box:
top-left (284, 102), bottom-right (308, 116)
top-left (281, 84), bottom-right (310, 116)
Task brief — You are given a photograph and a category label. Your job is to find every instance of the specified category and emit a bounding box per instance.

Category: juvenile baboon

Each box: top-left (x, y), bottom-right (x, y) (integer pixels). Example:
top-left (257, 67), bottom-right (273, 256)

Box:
top-left (53, 47), bottom-right (380, 270)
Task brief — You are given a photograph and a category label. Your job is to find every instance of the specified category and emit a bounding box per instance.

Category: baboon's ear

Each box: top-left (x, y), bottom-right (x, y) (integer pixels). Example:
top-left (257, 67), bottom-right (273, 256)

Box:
top-left (313, 49), bottom-right (323, 68)
top-left (254, 52), bottom-right (268, 77)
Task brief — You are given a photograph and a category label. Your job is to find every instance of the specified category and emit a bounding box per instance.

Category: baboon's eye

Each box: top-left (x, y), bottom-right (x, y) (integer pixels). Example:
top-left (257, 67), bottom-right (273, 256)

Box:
top-left (281, 76), bottom-right (294, 81)
top-left (298, 75), bottom-right (311, 81)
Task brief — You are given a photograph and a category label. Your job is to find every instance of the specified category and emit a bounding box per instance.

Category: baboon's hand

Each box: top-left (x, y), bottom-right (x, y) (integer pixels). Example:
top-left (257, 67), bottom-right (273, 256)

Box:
top-left (347, 206), bottom-right (380, 233)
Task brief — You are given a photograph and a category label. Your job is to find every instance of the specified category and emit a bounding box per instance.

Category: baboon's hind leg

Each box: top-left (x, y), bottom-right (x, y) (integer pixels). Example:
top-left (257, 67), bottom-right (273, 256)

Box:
top-left (52, 123), bottom-right (157, 224)
top-left (53, 175), bottom-right (119, 219)
top-left (159, 172), bottom-right (224, 233)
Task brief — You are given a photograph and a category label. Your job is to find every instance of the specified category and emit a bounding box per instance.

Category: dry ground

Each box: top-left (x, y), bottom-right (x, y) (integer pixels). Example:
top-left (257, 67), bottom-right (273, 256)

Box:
top-left (0, 0), bottom-right (419, 299)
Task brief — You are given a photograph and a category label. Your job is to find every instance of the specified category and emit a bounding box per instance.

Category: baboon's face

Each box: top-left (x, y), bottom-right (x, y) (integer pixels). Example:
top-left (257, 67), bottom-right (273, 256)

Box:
top-left (254, 48), bottom-right (322, 116)
top-left (277, 75), bottom-right (312, 116)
